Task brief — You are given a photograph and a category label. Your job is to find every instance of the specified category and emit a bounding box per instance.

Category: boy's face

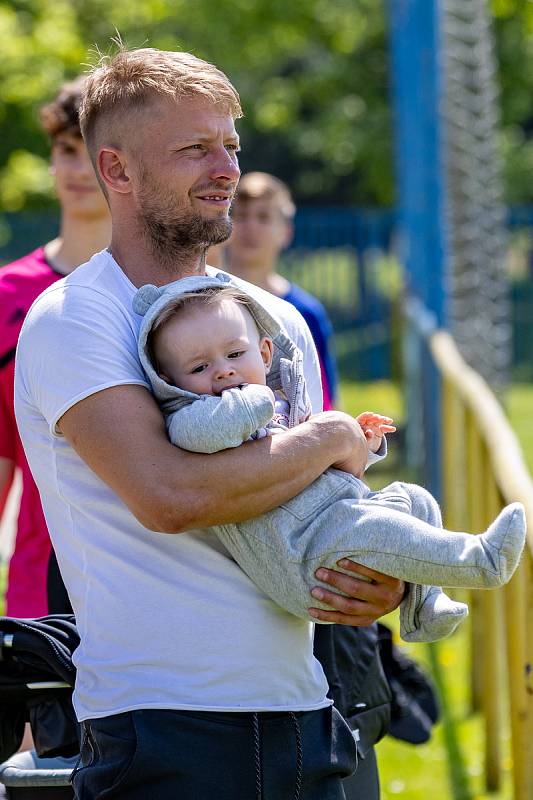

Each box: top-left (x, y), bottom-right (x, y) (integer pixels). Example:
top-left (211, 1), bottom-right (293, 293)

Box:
top-left (51, 132), bottom-right (109, 221)
top-left (228, 196), bottom-right (292, 269)
top-left (155, 298), bottom-right (273, 396)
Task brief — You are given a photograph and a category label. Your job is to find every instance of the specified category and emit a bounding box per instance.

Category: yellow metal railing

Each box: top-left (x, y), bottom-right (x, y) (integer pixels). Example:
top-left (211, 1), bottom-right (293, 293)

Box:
top-left (430, 330), bottom-right (533, 800)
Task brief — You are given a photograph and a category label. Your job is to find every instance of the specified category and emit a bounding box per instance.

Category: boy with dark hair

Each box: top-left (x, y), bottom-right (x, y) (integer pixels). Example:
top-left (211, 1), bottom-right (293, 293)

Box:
top-left (0, 77), bottom-right (110, 617)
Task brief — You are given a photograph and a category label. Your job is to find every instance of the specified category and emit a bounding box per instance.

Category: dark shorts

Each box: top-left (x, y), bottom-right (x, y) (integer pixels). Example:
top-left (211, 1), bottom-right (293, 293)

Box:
top-left (72, 705), bottom-right (358, 799)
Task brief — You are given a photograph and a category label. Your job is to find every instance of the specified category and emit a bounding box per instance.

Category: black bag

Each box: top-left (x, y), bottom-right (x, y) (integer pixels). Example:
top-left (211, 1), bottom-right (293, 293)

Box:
top-left (377, 623), bottom-right (440, 745)
top-left (0, 615), bottom-right (80, 762)
top-left (314, 623), bottom-right (392, 757)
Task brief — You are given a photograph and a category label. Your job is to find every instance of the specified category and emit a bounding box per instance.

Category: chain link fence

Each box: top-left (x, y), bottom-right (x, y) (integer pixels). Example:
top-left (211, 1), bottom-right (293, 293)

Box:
top-left (442, 0), bottom-right (511, 392)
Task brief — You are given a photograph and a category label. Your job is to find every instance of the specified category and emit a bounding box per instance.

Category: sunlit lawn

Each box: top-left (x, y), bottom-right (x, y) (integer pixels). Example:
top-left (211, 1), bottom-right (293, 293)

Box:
top-left (506, 383), bottom-right (533, 474)
top-left (339, 379), bottom-right (523, 800)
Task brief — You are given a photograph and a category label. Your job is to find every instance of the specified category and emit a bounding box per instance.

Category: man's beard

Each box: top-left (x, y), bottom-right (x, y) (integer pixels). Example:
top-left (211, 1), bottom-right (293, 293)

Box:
top-left (136, 172), bottom-right (232, 268)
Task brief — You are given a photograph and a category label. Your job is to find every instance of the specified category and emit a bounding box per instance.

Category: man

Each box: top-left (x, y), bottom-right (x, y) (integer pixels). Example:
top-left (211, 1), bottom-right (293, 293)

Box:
top-left (222, 172), bottom-right (390, 797)
top-left (15, 48), bottom-right (404, 798)
top-left (0, 77), bottom-right (110, 617)
top-left (226, 171), bottom-right (339, 408)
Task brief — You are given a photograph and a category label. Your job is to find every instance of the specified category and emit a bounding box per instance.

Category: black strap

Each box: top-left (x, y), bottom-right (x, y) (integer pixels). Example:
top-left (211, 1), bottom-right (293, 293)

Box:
top-left (0, 347), bottom-right (16, 370)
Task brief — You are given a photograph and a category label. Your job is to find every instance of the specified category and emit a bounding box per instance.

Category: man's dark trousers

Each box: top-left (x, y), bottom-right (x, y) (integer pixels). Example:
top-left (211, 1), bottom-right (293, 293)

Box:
top-left (72, 705), bottom-right (357, 799)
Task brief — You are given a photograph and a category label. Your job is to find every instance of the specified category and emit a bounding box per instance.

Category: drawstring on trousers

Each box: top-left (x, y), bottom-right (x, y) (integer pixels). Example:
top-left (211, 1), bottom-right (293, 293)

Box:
top-left (252, 712), bottom-right (303, 800)
top-left (288, 712), bottom-right (303, 800)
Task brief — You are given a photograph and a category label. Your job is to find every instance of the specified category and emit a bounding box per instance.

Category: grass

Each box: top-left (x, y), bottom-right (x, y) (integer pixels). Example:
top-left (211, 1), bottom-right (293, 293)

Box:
top-left (506, 383), bottom-right (533, 473)
top-left (338, 378), bottom-right (531, 800)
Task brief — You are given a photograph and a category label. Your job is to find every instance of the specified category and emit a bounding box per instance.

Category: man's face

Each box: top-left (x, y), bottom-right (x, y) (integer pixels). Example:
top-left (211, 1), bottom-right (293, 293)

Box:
top-left (51, 132), bottom-right (109, 221)
top-left (128, 96), bottom-right (241, 257)
top-left (154, 298), bottom-right (272, 396)
top-left (228, 197), bottom-right (292, 270)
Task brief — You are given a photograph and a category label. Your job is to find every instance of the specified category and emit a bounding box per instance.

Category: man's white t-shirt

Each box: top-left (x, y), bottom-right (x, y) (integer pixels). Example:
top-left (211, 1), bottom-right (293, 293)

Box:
top-left (14, 250), bottom-right (330, 721)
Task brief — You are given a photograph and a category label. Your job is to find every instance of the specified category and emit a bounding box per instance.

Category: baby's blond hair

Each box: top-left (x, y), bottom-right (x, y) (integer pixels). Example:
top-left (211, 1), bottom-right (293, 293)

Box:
top-left (148, 286), bottom-right (259, 375)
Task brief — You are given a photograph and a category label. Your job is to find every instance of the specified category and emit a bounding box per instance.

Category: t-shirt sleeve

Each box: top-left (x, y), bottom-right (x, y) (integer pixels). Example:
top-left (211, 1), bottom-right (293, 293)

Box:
top-left (16, 285), bottom-right (150, 437)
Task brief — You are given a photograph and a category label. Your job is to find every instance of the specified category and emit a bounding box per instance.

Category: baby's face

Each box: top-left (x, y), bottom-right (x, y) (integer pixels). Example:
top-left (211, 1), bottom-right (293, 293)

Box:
top-left (155, 298), bottom-right (273, 396)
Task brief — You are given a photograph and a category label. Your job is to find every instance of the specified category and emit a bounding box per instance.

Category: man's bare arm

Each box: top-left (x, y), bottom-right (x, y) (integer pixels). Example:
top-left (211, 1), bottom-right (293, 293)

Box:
top-left (58, 384), bottom-right (368, 533)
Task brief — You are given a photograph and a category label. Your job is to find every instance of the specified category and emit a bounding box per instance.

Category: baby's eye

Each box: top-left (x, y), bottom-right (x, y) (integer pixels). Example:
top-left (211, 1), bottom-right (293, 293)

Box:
top-left (191, 364), bottom-right (207, 374)
top-left (228, 351), bottom-right (244, 359)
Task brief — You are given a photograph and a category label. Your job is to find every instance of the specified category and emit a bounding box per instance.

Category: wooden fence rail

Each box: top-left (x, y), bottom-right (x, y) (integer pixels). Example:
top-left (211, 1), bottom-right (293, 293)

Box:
top-left (430, 330), bottom-right (533, 799)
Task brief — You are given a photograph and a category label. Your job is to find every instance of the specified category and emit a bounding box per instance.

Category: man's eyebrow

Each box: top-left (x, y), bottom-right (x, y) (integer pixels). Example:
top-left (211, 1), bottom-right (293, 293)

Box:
top-left (174, 134), bottom-right (240, 145)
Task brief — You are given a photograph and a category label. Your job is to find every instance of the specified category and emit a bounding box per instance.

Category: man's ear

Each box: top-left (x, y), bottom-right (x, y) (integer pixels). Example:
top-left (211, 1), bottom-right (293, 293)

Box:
top-left (98, 147), bottom-right (131, 196)
top-left (261, 337), bottom-right (274, 373)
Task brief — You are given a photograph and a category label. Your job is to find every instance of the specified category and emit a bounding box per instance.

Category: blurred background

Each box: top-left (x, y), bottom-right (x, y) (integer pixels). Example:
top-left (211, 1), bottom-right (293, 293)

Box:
top-left (2, 1), bottom-right (533, 798)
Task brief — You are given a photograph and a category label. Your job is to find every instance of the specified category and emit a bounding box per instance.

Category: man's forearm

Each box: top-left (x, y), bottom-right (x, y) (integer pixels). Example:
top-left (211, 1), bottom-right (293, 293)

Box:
top-left (154, 411), bottom-right (368, 532)
top-left (59, 386), bottom-right (368, 535)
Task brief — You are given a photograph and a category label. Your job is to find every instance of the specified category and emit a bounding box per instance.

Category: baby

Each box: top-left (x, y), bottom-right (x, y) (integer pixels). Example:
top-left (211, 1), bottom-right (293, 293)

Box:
top-left (133, 273), bottom-right (526, 642)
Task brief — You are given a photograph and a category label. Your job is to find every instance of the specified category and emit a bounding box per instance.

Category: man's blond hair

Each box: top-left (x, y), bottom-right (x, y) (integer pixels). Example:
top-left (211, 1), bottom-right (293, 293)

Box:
top-left (80, 47), bottom-right (242, 165)
top-left (234, 172), bottom-right (296, 221)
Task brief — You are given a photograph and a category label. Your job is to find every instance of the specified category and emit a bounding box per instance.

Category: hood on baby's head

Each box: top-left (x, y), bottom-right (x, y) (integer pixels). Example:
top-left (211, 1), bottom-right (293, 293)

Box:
top-left (133, 272), bottom-right (281, 341)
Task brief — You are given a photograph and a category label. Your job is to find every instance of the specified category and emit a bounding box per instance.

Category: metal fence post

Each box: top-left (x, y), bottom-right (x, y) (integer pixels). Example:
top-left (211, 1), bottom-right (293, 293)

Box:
top-left (388, 0), bottom-right (448, 497)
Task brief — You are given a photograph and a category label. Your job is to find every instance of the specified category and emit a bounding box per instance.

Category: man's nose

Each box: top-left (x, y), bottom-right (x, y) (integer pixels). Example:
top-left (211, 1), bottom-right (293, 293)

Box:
top-left (209, 147), bottom-right (241, 183)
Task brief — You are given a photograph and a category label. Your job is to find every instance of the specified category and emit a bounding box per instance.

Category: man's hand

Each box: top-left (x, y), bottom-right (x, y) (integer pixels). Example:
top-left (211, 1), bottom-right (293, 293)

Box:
top-left (308, 560), bottom-right (405, 626)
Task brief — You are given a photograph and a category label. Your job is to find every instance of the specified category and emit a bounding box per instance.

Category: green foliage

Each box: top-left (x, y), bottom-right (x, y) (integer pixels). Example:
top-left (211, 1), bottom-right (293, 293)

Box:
top-left (1, 1), bottom-right (532, 210)
top-left (491, 0), bottom-right (533, 203)
top-left (0, 0), bottom-right (394, 208)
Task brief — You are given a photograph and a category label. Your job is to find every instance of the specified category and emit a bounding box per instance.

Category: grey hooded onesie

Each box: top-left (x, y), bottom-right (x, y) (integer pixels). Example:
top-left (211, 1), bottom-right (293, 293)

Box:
top-left (134, 273), bottom-right (526, 643)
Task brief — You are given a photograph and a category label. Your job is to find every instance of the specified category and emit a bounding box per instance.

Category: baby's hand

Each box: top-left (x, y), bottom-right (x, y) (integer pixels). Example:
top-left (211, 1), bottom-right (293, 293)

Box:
top-left (356, 411), bottom-right (396, 453)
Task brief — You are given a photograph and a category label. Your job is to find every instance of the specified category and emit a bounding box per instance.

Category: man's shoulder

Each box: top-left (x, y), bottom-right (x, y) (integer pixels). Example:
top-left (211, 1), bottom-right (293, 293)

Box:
top-left (29, 249), bottom-right (133, 315)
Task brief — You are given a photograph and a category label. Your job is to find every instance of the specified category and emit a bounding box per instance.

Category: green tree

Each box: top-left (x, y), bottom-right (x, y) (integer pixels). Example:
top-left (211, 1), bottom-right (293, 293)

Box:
top-left (1, 0), bottom-right (531, 213)
top-left (492, 0), bottom-right (533, 204)
top-left (0, 0), bottom-right (393, 212)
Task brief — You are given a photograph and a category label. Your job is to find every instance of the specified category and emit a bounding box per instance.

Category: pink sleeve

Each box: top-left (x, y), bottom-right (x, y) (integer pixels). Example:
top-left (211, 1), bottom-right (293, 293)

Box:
top-left (320, 358), bottom-right (333, 411)
top-left (0, 363), bottom-right (16, 460)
